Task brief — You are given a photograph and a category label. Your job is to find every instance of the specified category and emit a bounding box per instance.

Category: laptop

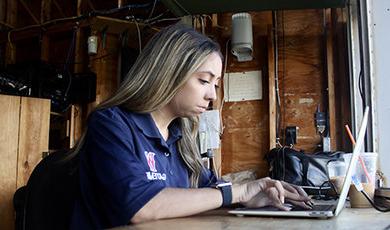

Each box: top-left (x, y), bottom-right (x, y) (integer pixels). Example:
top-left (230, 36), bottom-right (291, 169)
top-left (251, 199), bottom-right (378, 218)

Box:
top-left (229, 107), bottom-right (370, 218)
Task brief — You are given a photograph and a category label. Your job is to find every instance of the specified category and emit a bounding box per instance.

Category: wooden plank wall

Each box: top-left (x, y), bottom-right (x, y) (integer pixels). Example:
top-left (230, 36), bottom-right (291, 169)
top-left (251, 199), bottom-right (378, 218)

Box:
top-left (69, 30), bottom-right (122, 146)
top-left (277, 9), bottom-right (326, 152)
top-left (17, 97), bottom-right (51, 188)
top-left (0, 95), bottom-right (50, 230)
top-left (0, 95), bottom-right (20, 230)
top-left (218, 11), bottom-right (272, 177)
top-left (218, 9), bottom-right (336, 177)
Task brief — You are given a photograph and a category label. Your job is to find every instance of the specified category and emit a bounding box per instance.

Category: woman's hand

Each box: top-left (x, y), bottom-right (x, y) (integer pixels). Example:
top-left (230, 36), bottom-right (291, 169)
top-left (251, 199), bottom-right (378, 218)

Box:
top-left (232, 177), bottom-right (312, 210)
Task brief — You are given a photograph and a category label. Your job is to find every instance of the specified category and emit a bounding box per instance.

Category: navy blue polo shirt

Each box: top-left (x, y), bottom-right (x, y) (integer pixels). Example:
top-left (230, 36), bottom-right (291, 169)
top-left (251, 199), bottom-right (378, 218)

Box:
top-left (71, 106), bottom-right (216, 229)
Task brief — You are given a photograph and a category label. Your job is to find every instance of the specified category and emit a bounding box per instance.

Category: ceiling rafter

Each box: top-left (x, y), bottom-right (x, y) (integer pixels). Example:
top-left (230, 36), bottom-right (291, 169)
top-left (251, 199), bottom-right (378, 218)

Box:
top-left (52, 0), bottom-right (66, 18)
top-left (18, 0), bottom-right (40, 24)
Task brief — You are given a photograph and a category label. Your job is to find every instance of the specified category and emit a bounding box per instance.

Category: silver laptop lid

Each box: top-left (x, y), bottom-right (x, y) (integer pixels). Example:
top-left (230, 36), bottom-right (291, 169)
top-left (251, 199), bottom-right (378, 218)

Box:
top-left (334, 107), bottom-right (369, 216)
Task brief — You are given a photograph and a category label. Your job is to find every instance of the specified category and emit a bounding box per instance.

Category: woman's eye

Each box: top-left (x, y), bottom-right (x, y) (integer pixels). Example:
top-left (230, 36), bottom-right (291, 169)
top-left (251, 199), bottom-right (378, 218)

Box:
top-left (199, 79), bottom-right (210, 84)
top-left (214, 85), bottom-right (220, 89)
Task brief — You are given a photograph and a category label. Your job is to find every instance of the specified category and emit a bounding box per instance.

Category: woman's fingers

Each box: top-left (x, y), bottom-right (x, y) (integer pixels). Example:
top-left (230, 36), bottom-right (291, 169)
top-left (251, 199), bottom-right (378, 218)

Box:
top-left (285, 198), bottom-right (313, 210)
top-left (266, 187), bottom-right (284, 207)
top-left (282, 181), bottom-right (309, 197)
top-left (280, 181), bottom-right (310, 202)
top-left (260, 178), bottom-right (286, 204)
top-left (241, 178), bottom-right (312, 210)
top-left (273, 180), bottom-right (285, 203)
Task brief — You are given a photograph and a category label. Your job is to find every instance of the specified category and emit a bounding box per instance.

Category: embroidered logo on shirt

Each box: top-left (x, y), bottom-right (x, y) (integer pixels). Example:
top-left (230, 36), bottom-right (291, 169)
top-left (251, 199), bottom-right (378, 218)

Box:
top-left (144, 151), bottom-right (157, 172)
top-left (144, 151), bottom-right (167, 181)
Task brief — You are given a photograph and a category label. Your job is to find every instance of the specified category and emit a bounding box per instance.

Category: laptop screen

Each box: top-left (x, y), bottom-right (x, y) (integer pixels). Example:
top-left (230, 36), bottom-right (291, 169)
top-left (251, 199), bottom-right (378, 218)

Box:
top-left (334, 107), bottom-right (369, 215)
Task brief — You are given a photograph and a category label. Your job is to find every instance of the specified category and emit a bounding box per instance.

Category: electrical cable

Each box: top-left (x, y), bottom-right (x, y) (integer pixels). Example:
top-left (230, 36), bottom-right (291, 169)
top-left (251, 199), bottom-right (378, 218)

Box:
top-left (148, 0), bottom-right (158, 19)
top-left (172, 0), bottom-right (192, 15)
top-left (281, 10), bottom-right (286, 146)
top-left (148, 17), bottom-right (181, 25)
top-left (358, 69), bottom-right (365, 107)
top-left (272, 10), bottom-right (282, 147)
top-left (5, 2), bottom-right (157, 35)
top-left (132, 17), bottom-right (142, 54)
top-left (63, 27), bottom-right (78, 100)
top-left (144, 10), bottom-right (169, 23)
top-left (361, 190), bottom-right (390, 212)
top-left (0, 21), bottom-right (14, 29)
top-left (88, 2), bottom-right (153, 17)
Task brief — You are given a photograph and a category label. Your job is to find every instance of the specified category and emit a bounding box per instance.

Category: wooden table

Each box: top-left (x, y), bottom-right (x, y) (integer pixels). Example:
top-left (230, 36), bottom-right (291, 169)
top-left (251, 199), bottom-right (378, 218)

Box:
top-left (113, 208), bottom-right (390, 230)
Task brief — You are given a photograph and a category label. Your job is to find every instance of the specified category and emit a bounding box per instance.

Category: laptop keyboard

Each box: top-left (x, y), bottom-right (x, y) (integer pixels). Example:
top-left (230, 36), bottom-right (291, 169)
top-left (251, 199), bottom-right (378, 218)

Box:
top-left (291, 204), bottom-right (335, 211)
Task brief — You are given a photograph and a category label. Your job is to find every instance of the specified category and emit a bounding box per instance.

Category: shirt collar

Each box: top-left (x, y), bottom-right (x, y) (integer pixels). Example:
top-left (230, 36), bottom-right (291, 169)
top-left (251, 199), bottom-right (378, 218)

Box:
top-left (129, 111), bottom-right (182, 142)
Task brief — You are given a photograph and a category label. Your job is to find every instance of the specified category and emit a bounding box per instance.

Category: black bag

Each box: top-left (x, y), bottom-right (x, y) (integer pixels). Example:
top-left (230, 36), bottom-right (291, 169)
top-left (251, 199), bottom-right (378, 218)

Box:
top-left (13, 149), bottom-right (79, 230)
top-left (266, 147), bottom-right (345, 188)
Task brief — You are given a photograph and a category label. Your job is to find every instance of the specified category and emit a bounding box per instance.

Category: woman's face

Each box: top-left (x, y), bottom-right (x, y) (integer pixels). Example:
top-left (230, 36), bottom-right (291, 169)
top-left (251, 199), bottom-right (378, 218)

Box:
top-left (168, 52), bottom-right (222, 117)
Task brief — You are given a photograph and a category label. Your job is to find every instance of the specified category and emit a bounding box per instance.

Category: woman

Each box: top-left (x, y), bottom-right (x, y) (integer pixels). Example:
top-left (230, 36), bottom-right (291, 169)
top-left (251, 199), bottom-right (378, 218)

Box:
top-left (70, 23), bottom-right (311, 229)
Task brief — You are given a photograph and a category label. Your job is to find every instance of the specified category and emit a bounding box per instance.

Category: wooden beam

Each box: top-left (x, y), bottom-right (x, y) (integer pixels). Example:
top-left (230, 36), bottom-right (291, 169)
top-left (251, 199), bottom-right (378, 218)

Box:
top-left (87, 0), bottom-right (96, 11)
top-left (90, 16), bottom-right (152, 35)
top-left (68, 105), bottom-right (76, 148)
top-left (52, 0), bottom-right (66, 18)
top-left (118, 0), bottom-right (124, 8)
top-left (325, 9), bottom-right (337, 151)
top-left (6, 0), bottom-right (17, 26)
top-left (41, 0), bottom-right (52, 23)
top-left (268, 25), bottom-right (277, 149)
top-left (0, 0), bottom-right (6, 22)
top-left (40, 0), bottom-right (51, 62)
top-left (0, 19), bottom-right (90, 43)
top-left (75, 0), bottom-right (93, 19)
top-left (18, 0), bottom-right (40, 24)
top-left (40, 34), bottom-right (50, 62)
top-left (210, 23), bottom-right (224, 177)
top-left (5, 0), bottom-right (17, 65)
top-left (0, 16), bottom-right (154, 43)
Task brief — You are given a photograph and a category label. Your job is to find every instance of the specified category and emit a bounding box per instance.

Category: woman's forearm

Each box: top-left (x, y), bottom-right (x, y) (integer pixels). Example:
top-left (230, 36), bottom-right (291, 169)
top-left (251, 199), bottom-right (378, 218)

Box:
top-left (131, 187), bottom-right (223, 223)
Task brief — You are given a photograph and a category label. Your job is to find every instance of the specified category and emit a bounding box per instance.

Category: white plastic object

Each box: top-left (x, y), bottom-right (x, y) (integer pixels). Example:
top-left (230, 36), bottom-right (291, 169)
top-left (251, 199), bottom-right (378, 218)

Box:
top-left (231, 13), bottom-right (253, 62)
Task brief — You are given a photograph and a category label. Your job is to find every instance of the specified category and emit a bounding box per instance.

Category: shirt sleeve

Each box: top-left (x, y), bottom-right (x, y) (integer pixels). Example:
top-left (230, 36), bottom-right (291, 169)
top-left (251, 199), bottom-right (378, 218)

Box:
top-left (83, 110), bottom-right (165, 226)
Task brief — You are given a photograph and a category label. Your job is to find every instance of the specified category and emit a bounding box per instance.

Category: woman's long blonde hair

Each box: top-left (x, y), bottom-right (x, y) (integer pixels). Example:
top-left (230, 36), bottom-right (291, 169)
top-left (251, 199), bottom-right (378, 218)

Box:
top-left (73, 23), bottom-right (221, 187)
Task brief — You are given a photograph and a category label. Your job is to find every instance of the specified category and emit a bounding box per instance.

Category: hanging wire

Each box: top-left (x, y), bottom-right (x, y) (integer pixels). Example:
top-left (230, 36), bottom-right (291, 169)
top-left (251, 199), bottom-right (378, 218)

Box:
top-left (281, 10), bottom-right (286, 147)
top-left (5, 1), bottom-right (160, 35)
top-left (273, 10), bottom-right (282, 148)
top-left (147, 0), bottom-right (158, 19)
top-left (63, 26), bottom-right (78, 103)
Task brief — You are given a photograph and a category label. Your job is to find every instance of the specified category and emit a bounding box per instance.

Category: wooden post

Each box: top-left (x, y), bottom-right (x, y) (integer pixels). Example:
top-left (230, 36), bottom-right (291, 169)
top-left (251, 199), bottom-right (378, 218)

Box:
top-left (5, 0), bottom-right (17, 65)
top-left (52, 0), bottom-right (66, 18)
top-left (268, 25), bottom-right (277, 149)
top-left (41, 0), bottom-right (52, 23)
top-left (40, 0), bottom-right (51, 62)
top-left (87, 0), bottom-right (96, 11)
top-left (325, 9), bottom-right (337, 151)
top-left (70, 0), bottom-right (85, 147)
top-left (18, 0), bottom-right (40, 24)
top-left (40, 34), bottom-right (50, 62)
top-left (0, 0), bottom-right (6, 23)
top-left (208, 14), bottom-right (221, 177)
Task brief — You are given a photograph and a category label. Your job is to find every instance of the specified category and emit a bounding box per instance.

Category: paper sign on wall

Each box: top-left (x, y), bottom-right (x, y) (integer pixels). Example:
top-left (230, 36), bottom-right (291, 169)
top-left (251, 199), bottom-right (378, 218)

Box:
top-left (224, 70), bottom-right (262, 102)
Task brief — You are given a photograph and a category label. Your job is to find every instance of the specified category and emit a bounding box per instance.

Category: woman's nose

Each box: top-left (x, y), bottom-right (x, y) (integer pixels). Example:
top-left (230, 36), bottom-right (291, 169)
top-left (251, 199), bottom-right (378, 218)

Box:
top-left (206, 86), bottom-right (217, 101)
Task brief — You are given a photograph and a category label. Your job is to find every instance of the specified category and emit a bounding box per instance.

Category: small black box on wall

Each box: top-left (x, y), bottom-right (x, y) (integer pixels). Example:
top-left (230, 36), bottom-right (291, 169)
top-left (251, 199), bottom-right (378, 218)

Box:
top-left (70, 72), bottom-right (96, 103)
